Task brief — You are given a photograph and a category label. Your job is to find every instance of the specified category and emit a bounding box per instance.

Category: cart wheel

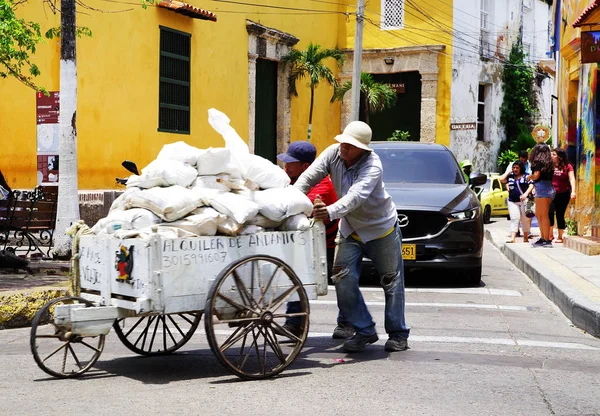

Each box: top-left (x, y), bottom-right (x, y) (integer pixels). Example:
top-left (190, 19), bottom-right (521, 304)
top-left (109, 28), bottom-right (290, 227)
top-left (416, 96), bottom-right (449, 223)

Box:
top-left (30, 296), bottom-right (105, 379)
top-left (113, 311), bottom-right (202, 355)
top-left (204, 254), bottom-right (310, 380)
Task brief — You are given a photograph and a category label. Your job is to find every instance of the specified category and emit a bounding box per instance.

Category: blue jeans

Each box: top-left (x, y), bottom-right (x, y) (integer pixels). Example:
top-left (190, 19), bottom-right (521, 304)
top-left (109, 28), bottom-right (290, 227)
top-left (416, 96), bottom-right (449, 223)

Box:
top-left (333, 224), bottom-right (410, 338)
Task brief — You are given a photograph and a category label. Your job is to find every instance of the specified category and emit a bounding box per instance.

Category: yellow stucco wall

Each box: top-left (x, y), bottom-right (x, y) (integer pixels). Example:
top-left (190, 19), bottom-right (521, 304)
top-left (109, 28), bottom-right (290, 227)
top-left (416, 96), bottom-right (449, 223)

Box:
top-left (1, 0), bottom-right (343, 189)
top-left (341, 1), bottom-right (453, 146)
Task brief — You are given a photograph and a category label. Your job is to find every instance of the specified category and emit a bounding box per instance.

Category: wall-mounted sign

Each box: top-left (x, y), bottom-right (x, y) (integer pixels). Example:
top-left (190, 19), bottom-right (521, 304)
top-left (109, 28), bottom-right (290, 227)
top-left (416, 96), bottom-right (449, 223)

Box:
top-left (581, 31), bottom-right (600, 64)
top-left (388, 83), bottom-right (406, 93)
top-left (450, 122), bottom-right (477, 130)
top-left (36, 91), bottom-right (60, 186)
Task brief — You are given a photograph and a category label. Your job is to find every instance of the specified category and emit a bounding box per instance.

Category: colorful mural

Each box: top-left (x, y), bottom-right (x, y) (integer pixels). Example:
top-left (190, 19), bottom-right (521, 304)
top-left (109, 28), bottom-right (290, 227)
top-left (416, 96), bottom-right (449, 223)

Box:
top-left (558, 0), bottom-right (600, 236)
top-left (576, 64), bottom-right (598, 234)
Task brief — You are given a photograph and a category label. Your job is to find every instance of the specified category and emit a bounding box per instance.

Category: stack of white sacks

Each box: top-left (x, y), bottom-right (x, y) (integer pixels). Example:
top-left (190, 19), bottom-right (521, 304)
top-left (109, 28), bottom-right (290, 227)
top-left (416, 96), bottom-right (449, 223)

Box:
top-left (91, 109), bottom-right (314, 239)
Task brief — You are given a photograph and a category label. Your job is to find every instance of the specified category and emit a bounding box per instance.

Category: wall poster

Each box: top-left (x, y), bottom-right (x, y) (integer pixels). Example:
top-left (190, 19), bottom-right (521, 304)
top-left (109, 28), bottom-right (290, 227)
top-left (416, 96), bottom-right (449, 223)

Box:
top-left (36, 91), bottom-right (60, 185)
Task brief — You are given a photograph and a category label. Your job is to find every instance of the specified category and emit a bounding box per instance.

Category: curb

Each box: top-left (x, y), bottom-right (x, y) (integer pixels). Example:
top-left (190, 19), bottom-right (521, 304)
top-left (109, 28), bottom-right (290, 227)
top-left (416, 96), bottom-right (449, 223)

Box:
top-left (485, 229), bottom-right (600, 337)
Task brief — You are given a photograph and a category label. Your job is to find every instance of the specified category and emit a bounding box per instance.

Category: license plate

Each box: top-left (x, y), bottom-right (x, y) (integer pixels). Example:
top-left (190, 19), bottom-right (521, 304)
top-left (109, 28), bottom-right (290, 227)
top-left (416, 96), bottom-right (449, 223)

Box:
top-left (402, 244), bottom-right (416, 260)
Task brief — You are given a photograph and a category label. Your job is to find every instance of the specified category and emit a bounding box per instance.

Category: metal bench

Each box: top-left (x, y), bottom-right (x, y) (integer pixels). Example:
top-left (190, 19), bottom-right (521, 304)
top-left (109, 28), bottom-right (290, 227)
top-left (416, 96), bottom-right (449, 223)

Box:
top-left (0, 186), bottom-right (57, 258)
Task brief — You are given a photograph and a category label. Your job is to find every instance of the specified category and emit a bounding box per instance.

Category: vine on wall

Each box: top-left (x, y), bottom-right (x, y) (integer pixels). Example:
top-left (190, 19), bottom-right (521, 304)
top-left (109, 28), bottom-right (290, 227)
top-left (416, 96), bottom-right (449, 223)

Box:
top-left (500, 42), bottom-right (537, 154)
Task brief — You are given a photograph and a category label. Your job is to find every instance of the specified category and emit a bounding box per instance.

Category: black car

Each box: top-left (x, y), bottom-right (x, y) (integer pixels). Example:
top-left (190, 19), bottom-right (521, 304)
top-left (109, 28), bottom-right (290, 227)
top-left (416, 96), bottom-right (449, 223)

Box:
top-left (368, 141), bottom-right (486, 285)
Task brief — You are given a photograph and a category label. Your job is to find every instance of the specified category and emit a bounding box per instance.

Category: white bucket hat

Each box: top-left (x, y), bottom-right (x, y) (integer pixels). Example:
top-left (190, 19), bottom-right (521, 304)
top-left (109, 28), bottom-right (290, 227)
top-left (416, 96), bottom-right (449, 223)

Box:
top-left (334, 121), bottom-right (373, 152)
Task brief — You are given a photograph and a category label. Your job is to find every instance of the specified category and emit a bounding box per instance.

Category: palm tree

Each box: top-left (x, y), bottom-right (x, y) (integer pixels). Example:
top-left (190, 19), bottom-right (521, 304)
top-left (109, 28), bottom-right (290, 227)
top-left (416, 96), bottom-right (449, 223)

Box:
top-left (332, 72), bottom-right (397, 124)
top-left (281, 43), bottom-right (344, 141)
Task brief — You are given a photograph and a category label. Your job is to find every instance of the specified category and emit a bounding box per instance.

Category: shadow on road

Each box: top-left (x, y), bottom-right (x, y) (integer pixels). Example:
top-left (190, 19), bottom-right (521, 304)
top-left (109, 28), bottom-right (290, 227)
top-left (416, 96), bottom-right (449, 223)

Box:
top-left (360, 268), bottom-right (486, 289)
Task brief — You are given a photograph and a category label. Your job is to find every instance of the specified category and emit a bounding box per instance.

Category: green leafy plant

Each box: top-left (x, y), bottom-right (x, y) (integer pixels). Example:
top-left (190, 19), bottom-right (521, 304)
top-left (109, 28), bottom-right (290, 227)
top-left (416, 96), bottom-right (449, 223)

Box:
top-left (332, 72), bottom-right (397, 124)
top-left (387, 130), bottom-right (411, 141)
top-left (0, 0), bottom-right (45, 91)
top-left (565, 219), bottom-right (578, 236)
top-left (498, 149), bottom-right (518, 173)
top-left (500, 42), bottom-right (537, 151)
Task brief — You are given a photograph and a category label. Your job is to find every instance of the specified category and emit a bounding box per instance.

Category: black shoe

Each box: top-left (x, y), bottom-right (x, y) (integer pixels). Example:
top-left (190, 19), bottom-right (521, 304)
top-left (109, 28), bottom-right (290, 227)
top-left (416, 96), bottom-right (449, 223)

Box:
top-left (332, 323), bottom-right (355, 339)
top-left (384, 335), bottom-right (408, 352)
top-left (516, 231), bottom-right (522, 237)
top-left (272, 323), bottom-right (303, 338)
top-left (532, 238), bottom-right (545, 247)
top-left (342, 333), bottom-right (378, 352)
top-left (541, 240), bottom-right (553, 248)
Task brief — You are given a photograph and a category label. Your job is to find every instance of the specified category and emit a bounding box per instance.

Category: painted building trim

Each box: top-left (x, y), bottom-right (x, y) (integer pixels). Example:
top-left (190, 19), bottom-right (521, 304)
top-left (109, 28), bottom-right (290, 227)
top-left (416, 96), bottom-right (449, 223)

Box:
top-left (339, 45), bottom-right (445, 143)
top-left (246, 20), bottom-right (298, 156)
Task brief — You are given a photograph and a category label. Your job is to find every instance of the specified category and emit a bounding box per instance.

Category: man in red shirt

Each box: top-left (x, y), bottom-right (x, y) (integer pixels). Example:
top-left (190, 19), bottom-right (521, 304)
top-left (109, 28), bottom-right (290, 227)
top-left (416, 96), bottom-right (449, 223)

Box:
top-left (277, 142), bottom-right (353, 338)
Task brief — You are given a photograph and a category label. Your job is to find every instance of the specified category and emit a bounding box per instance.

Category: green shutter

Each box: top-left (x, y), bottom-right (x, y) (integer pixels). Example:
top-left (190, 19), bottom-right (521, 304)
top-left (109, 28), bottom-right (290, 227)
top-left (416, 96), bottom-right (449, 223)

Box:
top-left (158, 26), bottom-right (191, 134)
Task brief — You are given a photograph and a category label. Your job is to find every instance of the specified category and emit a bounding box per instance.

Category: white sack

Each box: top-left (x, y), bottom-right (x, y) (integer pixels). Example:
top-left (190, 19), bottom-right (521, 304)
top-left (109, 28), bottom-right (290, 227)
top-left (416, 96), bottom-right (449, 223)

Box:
top-left (124, 185), bottom-right (202, 221)
top-left (207, 191), bottom-right (260, 224)
top-left (156, 141), bottom-right (203, 166)
top-left (254, 187), bottom-right (313, 222)
top-left (245, 214), bottom-right (283, 229)
top-left (208, 108), bottom-right (249, 155)
top-left (196, 148), bottom-right (242, 178)
top-left (165, 207), bottom-right (225, 236)
top-left (126, 159), bottom-right (197, 189)
top-left (91, 208), bottom-right (160, 235)
top-left (191, 175), bottom-right (231, 192)
top-left (244, 154), bottom-right (290, 189)
top-left (217, 217), bottom-right (243, 236)
top-left (110, 187), bottom-right (141, 213)
top-left (207, 108), bottom-right (289, 189)
top-left (279, 214), bottom-right (312, 231)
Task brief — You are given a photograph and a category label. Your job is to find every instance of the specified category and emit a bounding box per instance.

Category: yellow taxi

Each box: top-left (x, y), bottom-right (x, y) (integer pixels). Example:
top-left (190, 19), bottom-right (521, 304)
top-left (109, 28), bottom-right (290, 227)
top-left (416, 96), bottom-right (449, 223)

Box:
top-left (479, 174), bottom-right (509, 223)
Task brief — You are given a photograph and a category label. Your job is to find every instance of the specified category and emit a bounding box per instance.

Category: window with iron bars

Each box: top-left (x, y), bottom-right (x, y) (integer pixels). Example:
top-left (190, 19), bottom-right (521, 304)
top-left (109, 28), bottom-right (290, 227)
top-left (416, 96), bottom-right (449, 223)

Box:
top-left (477, 84), bottom-right (488, 142)
top-left (381, 0), bottom-right (404, 30)
top-left (158, 26), bottom-right (191, 134)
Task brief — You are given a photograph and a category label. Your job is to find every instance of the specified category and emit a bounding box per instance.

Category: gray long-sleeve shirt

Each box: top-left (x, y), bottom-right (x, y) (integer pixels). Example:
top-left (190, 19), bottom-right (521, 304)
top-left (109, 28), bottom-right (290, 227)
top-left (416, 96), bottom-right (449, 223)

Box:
top-left (294, 144), bottom-right (398, 243)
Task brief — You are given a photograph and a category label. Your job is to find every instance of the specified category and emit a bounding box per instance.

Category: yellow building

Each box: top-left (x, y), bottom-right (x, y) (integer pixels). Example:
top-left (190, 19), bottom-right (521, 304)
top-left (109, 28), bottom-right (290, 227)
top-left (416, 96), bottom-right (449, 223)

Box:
top-left (1, 0), bottom-right (452, 191)
top-left (557, 0), bottom-right (600, 237)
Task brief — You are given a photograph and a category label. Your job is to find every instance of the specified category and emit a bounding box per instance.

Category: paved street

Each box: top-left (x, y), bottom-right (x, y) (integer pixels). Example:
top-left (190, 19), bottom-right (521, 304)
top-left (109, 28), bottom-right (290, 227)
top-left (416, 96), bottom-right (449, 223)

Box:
top-left (1, 239), bottom-right (600, 415)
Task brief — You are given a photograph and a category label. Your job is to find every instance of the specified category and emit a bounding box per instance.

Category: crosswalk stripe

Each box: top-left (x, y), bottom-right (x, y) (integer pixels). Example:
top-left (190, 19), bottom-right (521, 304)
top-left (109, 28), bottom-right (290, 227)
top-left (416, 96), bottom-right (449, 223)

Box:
top-left (307, 333), bottom-right (599, 351)
top-left (310, 299), bottom-right (528, 311)
top-left (328, 286), bottom-right (522, 297)
top-left (202, 329), bottom-right (600, 351)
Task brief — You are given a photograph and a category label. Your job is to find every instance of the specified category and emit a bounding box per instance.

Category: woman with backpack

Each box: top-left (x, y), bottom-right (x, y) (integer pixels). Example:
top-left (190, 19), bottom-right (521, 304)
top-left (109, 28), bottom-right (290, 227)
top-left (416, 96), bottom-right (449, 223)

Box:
top-left (527, 144), bottom-right (556, 247)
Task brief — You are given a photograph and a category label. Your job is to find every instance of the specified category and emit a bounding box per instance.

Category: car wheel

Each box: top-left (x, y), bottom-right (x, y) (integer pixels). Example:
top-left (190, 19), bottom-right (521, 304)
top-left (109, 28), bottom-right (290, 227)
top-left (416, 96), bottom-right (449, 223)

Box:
top-left (463, 266), bottom-right (482, 287)
top-left (483, 205), bottom-right (492, 224)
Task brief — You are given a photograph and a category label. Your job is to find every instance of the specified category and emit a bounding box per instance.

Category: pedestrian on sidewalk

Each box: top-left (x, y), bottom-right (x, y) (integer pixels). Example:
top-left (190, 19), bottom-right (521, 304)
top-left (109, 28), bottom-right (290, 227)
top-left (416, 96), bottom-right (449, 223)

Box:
top-left (527, 144), bottom-right (555, 248)
top-left (275, 141), bottom-right (343, 338)
top-left (501, 160), bottom-right (533, 243)
top-left (294, 121), bottom-right (410, 353)
top-left (499, 150), bottom-right (532, 238)
top-left (548, 147), bottom-right (576, 243)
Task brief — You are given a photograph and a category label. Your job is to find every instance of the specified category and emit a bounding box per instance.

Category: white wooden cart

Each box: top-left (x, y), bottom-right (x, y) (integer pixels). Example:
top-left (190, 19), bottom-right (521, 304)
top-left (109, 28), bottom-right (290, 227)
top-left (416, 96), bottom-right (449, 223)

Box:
top-left (30, 222), bottom-right (327, 380)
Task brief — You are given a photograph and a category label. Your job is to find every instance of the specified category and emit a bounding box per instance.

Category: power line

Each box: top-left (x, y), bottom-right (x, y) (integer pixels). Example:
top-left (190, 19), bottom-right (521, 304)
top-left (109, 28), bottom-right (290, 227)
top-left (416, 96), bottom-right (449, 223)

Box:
top-left (211, 0), bottom-right (346, 14)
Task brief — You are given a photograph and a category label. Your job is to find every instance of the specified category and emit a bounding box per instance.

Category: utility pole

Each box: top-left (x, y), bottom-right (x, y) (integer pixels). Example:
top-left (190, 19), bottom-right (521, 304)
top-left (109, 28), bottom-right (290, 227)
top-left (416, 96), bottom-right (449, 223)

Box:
top-left (350, 0), bottom-right (365, 121)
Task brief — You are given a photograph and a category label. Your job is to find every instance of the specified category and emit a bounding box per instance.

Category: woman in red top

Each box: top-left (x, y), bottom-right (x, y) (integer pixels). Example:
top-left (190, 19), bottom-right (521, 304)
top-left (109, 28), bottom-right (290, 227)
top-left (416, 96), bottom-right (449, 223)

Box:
top-left (549, 147), bottom-right (576, 243)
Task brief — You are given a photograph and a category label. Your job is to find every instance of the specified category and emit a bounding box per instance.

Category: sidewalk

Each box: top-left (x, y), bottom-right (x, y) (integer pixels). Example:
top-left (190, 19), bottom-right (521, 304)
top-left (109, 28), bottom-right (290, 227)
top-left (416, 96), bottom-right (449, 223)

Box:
top-left (485, 218), bottom-right (600, 337)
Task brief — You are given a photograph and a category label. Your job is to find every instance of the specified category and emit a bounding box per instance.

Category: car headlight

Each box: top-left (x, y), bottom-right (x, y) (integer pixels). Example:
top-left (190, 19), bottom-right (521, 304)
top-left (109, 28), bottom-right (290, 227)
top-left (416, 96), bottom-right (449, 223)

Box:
top-left (449, 207), bottom-right (480, 221)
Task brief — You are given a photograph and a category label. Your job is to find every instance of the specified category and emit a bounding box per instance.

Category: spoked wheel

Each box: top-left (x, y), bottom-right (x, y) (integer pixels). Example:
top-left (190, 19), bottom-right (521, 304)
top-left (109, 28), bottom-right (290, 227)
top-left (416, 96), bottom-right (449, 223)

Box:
top-left (204, 254), bottom-right (310, 380)
top-left (30, 296), bottom-right (105, 379)
top-left (113, 311), bottom-right (202, 355)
